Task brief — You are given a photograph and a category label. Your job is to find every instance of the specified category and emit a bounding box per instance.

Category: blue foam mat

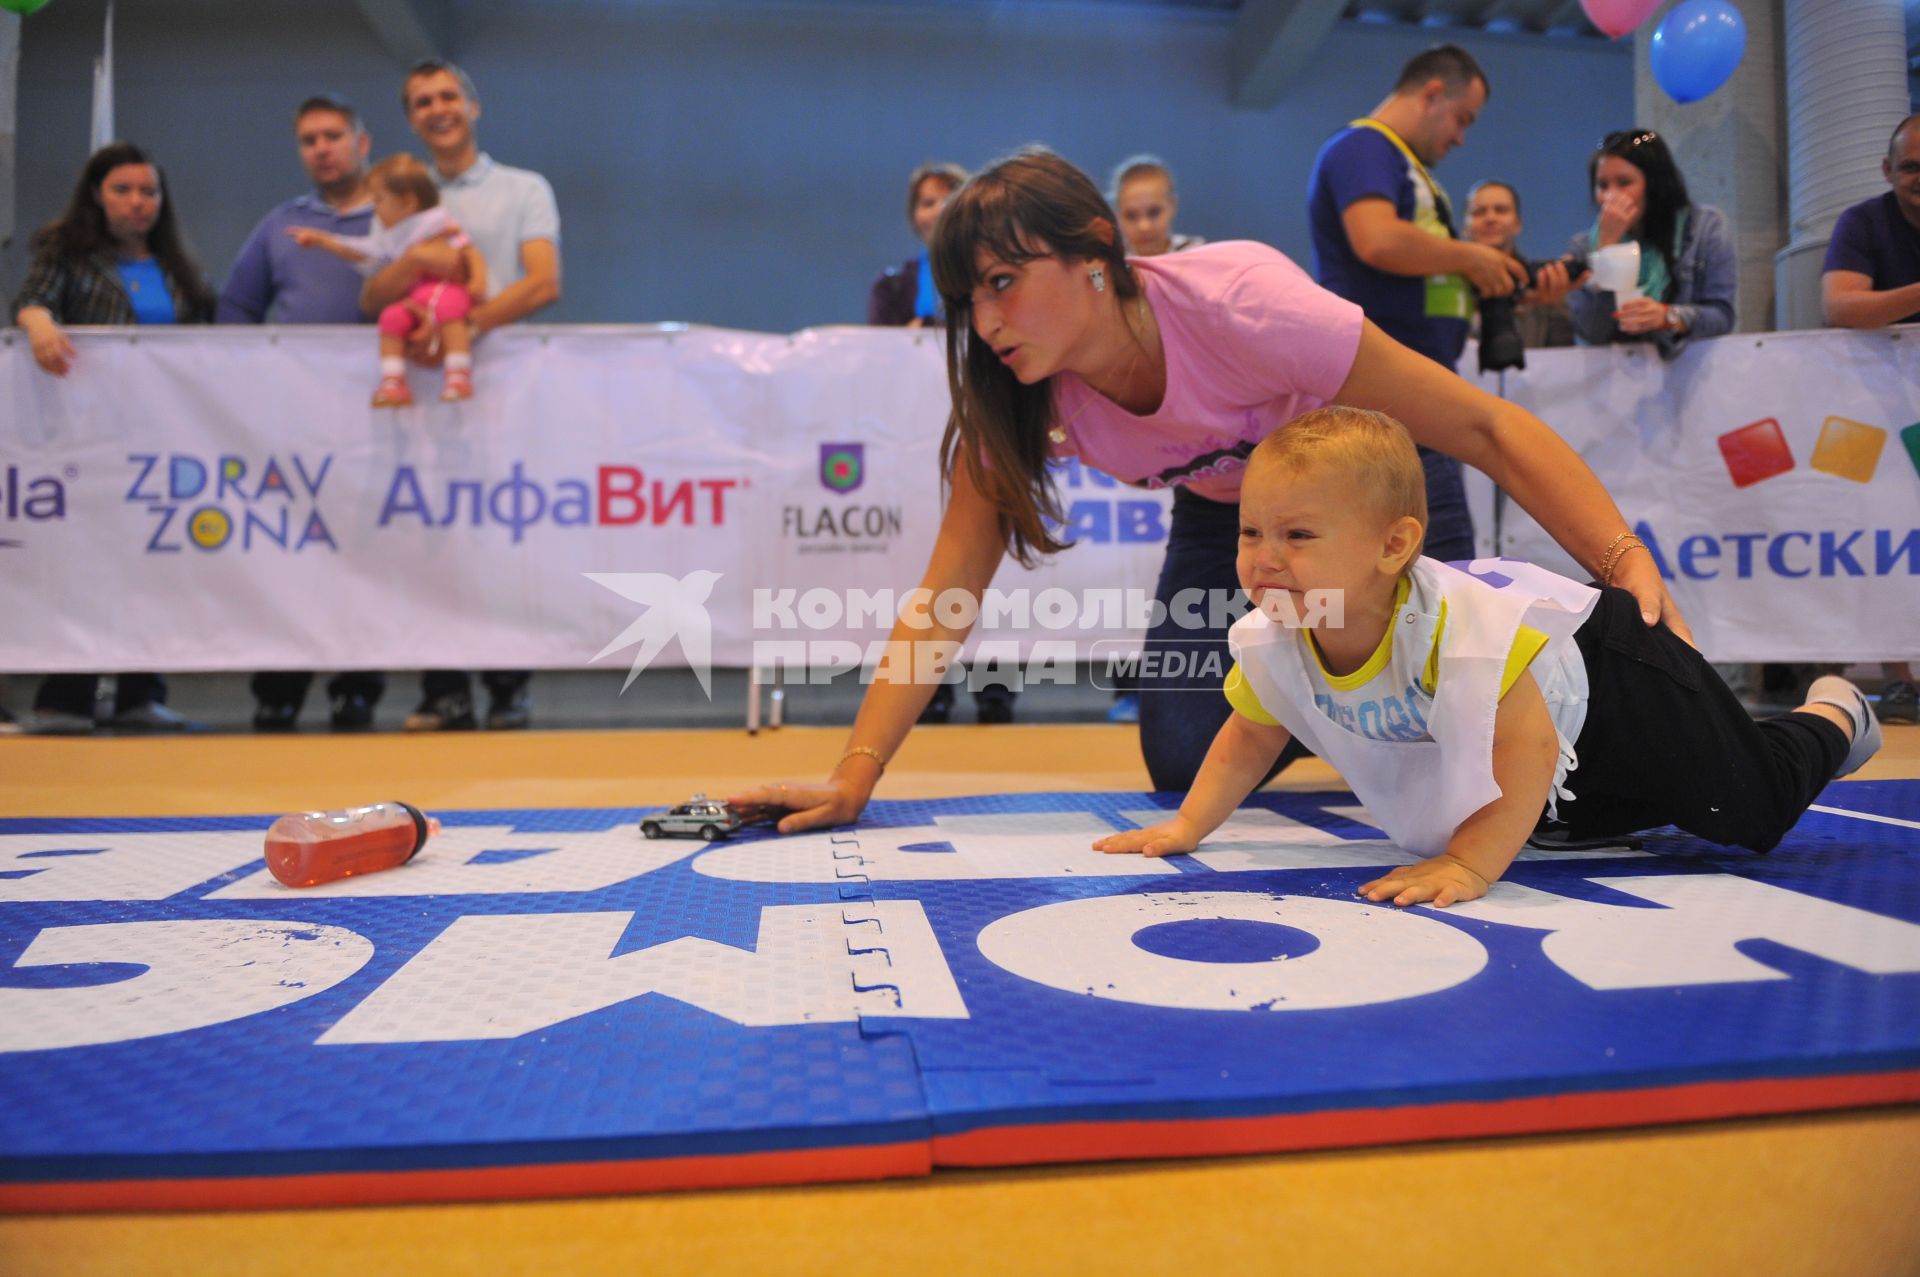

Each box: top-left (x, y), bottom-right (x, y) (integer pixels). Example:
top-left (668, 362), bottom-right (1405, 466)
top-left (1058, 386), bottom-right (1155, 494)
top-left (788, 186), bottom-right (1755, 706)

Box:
top-left (3, 784), bottom-right (1918, 1202)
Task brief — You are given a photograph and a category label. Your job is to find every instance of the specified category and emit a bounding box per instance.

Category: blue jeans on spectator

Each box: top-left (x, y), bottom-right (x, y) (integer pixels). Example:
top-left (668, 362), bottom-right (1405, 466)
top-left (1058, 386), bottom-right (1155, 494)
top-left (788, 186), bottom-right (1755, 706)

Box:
top-left (1135, 481), bottom-right (1473, 791)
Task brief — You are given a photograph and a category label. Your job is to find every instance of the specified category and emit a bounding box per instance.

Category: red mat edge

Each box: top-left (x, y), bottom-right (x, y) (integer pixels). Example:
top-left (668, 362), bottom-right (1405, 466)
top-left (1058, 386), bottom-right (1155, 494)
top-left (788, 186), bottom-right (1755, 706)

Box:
top-left (0, 1139), bottom-right (930, 1215)
top-left (7, 1071), bottom-right (1917, 1215)
top-left (934, 1069), bottom-right (1920, 1166)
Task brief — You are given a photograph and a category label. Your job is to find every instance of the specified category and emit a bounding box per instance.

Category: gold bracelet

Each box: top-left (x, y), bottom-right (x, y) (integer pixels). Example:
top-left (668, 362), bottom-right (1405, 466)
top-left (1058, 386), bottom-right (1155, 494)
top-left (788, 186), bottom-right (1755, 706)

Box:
top-left (1601, 534), bottom-right (1645, 587)
top-left (1605, 541), bottom-right (1647, 586)
top-left (1597, 532), bottom-right (1635, 583)
top-left (1597, 533), bottom-right (1643, 583)
top-left (836, 745), bottom-right (887, 776)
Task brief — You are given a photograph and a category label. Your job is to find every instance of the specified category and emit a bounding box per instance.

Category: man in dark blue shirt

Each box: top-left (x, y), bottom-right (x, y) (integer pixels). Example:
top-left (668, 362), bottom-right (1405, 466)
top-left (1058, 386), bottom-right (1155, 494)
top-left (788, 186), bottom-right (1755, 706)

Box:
top-left (218, 95), bottom-right (386, 733)
top-left (1820, 112), bottom-right (1919, 724)
top-left (1306, 44), bottom-right (1537, 560)
top-left (1822, 113), bottom-right (1920, 329)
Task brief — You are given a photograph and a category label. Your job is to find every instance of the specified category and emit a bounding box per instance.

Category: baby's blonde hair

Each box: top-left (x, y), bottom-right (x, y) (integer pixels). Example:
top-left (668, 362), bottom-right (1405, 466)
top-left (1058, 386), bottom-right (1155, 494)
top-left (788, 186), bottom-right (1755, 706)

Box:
top-left (1250, 406), bottom-right (1428, 535)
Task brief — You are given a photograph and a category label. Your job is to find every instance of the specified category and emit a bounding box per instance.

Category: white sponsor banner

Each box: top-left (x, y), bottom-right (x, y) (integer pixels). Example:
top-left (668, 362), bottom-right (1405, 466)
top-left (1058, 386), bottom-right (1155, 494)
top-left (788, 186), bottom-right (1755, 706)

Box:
top-left (4, 325), bottom-right (1914, 673)
top-left (0, 326), bottom-right (1172, 673)
top-left (1464, 327), bottom-right (1919, 663)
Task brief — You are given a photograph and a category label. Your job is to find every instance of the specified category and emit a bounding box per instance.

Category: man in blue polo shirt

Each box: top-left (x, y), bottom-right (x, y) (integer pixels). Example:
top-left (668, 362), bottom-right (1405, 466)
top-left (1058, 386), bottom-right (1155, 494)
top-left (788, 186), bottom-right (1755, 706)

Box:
top-left (218, 94), bottom-right (387, 734)
top-left (361, 59), bottom-right (562, 733)
top-left (1820, 112), bottom-right (1919, 725)
top-left (1307, 44), bottom-right (1539, 562)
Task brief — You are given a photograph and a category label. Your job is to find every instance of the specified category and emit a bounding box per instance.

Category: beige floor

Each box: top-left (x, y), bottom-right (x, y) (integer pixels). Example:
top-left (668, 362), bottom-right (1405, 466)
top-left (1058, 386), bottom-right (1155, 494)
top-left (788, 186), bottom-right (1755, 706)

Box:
top-left (3, 724), bottom-right (1918, 1277)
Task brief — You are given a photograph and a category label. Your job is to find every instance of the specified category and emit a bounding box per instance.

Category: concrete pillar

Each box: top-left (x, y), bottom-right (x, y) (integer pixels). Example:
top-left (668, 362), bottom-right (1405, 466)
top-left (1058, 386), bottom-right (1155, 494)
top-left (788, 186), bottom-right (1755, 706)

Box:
top-left (1633, 0), bottom-right (1787, 334)
top-left (1773, 0), bottom-right (1909, 330)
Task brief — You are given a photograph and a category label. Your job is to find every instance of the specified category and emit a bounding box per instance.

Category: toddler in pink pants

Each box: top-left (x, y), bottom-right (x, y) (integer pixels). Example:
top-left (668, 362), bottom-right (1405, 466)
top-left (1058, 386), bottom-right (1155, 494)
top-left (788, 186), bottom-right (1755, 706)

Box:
top-left (289, 153), bottom-right (486, 406)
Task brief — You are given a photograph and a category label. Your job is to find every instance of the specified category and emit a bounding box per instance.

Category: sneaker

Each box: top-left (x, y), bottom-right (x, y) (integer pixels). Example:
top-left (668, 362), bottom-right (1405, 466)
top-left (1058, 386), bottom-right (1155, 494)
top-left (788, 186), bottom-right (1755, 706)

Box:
top-left (486, 688), bottom-right (529, 731)
top-left (1878, 679), bottom-right (1917, 725)
top-left (1107, 693), bottom-right (1141, 724)
top-left (371, 376), bottom-right (413, 408)
top-left (0, 705), bottom-right (22, 736)
top-left (330, 692), bottom-right (375, 732)
top-left (1806, 675), bottom-right (1883, 779)
top-left (440, 368), bottom-right (473, 402)
top-left (253, 701), bottom-right (300, 733)
top-left (112, 701), bottom-right (191, 732)
top-left (30, 708), bottom-right (94, 735)
top-left (976, 697), bottom-right (1015, 725)
top-left (404, 691), bottom-right (475, 732)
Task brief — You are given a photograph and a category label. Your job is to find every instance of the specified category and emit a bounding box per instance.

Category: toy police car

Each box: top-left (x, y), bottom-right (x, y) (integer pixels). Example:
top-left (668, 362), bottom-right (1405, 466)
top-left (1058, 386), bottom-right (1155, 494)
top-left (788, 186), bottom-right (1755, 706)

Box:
top-left (640, 795), bottom-right (746, 841)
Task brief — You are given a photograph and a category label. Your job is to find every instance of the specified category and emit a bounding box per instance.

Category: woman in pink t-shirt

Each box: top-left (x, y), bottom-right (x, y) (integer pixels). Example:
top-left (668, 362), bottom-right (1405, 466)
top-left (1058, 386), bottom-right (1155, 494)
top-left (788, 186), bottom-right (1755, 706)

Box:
top-left (735, 149), bottom-right (1684, 829)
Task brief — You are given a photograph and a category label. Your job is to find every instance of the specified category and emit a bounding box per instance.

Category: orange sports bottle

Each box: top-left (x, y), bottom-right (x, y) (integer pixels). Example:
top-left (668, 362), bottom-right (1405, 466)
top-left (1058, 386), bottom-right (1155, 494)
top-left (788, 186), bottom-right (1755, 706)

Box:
top-left (265, 802), bottom-right (441, 888)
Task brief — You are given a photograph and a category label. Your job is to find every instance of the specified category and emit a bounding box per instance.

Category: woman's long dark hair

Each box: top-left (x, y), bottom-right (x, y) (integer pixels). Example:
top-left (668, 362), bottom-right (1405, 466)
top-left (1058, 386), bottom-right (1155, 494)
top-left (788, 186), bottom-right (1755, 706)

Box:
top-left (1589, 129), bottom-right (1692, 299)
top-left (31, 142), bottom-right (215, 316)
top-left (928, 147), bottom-right (1136, 568)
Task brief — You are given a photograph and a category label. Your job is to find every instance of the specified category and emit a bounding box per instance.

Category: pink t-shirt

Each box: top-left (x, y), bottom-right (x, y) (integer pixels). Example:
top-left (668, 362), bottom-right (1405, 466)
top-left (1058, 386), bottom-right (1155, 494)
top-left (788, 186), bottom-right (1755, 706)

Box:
top-left (1048, 241), bottom-right (1365, 502)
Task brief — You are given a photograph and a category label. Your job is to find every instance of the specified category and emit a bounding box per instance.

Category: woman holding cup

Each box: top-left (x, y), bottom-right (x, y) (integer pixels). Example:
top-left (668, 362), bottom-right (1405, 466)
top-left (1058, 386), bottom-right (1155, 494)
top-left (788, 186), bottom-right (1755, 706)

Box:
top-left (1569, 129), bottom-right (1735, 357)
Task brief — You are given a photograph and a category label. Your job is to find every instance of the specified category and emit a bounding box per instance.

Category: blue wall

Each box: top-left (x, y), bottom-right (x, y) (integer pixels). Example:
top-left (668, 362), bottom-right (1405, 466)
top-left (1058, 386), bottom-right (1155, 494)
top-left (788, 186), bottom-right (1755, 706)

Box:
top-left (10, 0), bottom-right (1630, 333)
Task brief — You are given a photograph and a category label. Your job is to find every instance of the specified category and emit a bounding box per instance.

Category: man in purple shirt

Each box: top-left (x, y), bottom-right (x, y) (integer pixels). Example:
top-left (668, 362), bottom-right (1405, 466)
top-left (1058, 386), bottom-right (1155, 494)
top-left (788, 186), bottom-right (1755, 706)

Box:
top-left (1822, 113), bottom-right (1920, 329)
top-left (218, 95), bottom-right (377, 325)
top-left (218, 94), bottom-right (386, 732)
top-left (1819, 112), bottom-right (1918, 724)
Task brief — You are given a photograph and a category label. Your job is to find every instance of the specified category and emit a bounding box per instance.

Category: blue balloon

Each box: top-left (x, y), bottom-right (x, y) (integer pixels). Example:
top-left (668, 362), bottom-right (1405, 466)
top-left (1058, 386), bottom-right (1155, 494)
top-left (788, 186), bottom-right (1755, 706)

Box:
top-left (1650, 0), bottom-right (1747, 105)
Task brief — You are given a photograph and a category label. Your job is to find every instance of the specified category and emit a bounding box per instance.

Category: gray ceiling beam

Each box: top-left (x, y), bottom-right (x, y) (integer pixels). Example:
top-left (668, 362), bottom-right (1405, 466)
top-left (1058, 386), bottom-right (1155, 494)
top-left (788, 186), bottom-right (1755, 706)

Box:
top-left (351, 0), bottom-right (453, 65)
top-left (1229, 0), bottom-right (1352, 108)
top-left (1542, 0), bottom-right (1594, 31)
top-left (1466, 0), bottom-right (1520, 21)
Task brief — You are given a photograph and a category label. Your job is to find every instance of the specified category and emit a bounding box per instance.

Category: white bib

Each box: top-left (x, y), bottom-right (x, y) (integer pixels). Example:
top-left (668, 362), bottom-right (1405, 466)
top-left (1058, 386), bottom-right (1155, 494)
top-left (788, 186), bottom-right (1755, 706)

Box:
top-left (1230, 558), bottom-right (1599, 856)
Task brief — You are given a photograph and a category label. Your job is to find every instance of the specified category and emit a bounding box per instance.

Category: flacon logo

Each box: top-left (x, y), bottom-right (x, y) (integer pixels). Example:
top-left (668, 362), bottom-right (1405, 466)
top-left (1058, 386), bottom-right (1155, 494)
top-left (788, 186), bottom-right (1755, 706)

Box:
top-left (819, 443), bottom-right (864, 494)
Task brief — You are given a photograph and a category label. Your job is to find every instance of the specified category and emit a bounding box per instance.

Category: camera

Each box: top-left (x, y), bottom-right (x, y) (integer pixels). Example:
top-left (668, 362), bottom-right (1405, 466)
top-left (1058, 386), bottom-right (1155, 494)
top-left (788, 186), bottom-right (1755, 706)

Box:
top-left (1477, 248), bottom-right (1587, 375)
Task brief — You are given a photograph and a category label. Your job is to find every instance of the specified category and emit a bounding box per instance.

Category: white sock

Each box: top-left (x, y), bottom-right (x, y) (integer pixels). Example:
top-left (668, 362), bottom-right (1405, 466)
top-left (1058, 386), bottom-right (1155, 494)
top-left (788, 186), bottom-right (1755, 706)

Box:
top-left (445, 353), bottom-right (472, 372)
top-left (1806, 674), bottom-right (1882, 779)
top-left (380, 357), bottom-right (405, 379)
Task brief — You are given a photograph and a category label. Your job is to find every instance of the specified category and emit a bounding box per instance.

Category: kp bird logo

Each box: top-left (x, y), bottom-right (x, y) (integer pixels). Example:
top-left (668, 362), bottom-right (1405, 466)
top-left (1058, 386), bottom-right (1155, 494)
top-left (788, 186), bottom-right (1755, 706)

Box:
top-left (585, 570), bottom-right (722, 697)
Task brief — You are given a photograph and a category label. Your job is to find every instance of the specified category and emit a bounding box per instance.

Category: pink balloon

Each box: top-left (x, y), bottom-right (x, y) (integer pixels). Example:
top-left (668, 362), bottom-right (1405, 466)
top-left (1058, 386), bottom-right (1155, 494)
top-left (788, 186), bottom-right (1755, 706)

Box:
top-left (1580, 0), bottom-right (1662, 38)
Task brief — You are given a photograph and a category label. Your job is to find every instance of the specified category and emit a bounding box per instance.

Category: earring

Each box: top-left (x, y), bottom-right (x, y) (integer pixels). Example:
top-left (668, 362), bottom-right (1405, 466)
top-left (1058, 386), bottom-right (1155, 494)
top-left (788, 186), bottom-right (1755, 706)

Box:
top-left (1089, 267), bottom-right (1106, 294)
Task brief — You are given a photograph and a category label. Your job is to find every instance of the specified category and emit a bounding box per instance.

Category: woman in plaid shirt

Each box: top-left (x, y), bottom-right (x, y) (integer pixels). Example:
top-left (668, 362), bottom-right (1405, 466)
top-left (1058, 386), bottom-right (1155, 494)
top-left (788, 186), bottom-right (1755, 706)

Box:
top-left (10, 142), bottom-right (214, 731)
top-left (13, 141), bottom-right (215, 372)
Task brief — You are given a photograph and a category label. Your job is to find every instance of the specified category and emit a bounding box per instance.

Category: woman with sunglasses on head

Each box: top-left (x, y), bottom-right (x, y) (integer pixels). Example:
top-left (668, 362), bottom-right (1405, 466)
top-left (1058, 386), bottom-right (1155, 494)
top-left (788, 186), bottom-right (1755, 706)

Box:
top-left (732, 148), bottom-right (1686, 832)
top-left (1570, 130), bottom-right (1736, 357)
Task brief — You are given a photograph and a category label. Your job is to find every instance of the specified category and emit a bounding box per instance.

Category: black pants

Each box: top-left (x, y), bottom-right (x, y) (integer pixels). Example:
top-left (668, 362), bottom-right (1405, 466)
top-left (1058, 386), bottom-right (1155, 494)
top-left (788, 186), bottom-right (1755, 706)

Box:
top-left (1416, 446), bottom-right (1475, 563)
top-left (252, 670), bottom-right (386, 710)
top-left (34, 674), bottom-right (165, 718)
top-left (1556, 587), bottom-right (1849, 853)
top-left (1137, 487), bottom-right (1474, 791)
top-left (925, 681), bottom-right (1017, 714)
top-left (422, 670), bottom-right (530, 703)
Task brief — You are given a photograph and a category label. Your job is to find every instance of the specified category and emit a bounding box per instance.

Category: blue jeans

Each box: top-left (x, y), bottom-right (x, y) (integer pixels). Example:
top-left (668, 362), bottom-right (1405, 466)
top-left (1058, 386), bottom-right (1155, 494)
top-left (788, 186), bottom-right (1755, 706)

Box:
top-left (1135, 481), bottom-right (1473, 791)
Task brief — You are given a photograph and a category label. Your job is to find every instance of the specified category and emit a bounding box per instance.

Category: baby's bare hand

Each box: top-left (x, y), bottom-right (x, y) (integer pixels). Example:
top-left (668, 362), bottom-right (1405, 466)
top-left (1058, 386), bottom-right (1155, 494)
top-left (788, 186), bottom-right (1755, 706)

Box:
top-left (1092, 819), bottom-right (1198, 859)
top-left (1359, 855), bottom-right (1489, 908)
